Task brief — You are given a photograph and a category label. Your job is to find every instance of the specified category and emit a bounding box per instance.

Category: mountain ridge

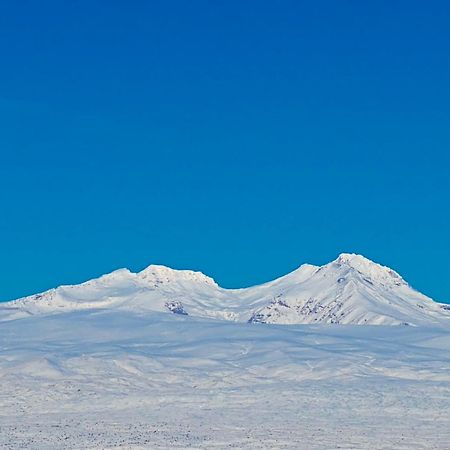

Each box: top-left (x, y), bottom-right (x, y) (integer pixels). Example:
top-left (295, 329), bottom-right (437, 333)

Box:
top-left (1, 253), bottom-right (449, 327)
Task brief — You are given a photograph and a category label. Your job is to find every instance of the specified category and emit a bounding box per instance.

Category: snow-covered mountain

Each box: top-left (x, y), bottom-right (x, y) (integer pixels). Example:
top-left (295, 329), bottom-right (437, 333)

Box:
top-left (1, 253), bottom-right (449, 326)
top-left (2, 254), bottom-right (450, 448)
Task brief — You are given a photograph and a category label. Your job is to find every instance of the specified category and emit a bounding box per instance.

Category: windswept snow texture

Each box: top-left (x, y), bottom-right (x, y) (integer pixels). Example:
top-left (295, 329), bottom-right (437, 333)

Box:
top-left (2, 253), bottom-right (449, 326)
top-left (1, 310), bottom-right (450, 449)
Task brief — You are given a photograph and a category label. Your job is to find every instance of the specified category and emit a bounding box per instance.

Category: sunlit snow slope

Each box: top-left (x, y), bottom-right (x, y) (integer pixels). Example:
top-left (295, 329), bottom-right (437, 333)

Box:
top-left (2, 253), bottom-right (449, 326)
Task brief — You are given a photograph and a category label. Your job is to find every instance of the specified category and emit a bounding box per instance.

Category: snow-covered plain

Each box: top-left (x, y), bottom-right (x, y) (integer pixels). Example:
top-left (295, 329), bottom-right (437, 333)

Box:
top-left (1, 310), bottom-right (450, 449)
top-left (1, 254), bottom-right (450, 449)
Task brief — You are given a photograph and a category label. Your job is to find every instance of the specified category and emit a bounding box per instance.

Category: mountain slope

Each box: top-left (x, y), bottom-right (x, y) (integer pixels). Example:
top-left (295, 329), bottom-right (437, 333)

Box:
top-left (1, 253), bottom-right (449, 326)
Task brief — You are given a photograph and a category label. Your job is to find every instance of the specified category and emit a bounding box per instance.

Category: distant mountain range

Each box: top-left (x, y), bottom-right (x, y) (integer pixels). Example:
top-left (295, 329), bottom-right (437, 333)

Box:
top-left (2, 253), bottom-right (449, 326)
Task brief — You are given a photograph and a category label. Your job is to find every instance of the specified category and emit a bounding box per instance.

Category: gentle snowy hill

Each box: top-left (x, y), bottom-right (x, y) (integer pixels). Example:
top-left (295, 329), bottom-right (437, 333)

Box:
top-left (2, 253), bottom-right (449, 327)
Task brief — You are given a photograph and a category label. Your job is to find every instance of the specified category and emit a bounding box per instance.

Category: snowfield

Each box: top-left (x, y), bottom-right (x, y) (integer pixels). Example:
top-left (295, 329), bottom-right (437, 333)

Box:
top-left (1, 254), bottom-right (450, 449)
top-left (1, 311), bottom-right (450, 449)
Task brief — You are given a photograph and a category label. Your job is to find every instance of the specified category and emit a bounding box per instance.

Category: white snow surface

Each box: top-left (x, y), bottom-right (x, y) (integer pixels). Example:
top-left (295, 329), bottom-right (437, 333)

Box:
top-left (1, 310), bottom-right (450, 448)
top-left (2, 253), bottom-right (449, 326)
top-left (1, 254), bottom-right (450, 449)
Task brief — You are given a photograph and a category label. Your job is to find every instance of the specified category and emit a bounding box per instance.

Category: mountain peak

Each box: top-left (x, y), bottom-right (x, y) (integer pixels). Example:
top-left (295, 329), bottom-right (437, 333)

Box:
top-left (333, 253), bottom-right (404, 286)
top-left (138, 264), bottom-right (218, 287)
top-left (336, 253), bottom-right (369, 264)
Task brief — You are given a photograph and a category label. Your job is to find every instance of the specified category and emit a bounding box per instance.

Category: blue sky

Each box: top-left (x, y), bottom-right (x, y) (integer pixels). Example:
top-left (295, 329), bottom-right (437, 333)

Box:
top-left (1, 1), bottom-right (449, 302)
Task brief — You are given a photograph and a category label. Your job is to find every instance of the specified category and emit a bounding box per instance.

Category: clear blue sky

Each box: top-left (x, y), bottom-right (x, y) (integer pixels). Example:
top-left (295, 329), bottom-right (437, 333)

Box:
top-left (1, 1), bottom-right (449, 302)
